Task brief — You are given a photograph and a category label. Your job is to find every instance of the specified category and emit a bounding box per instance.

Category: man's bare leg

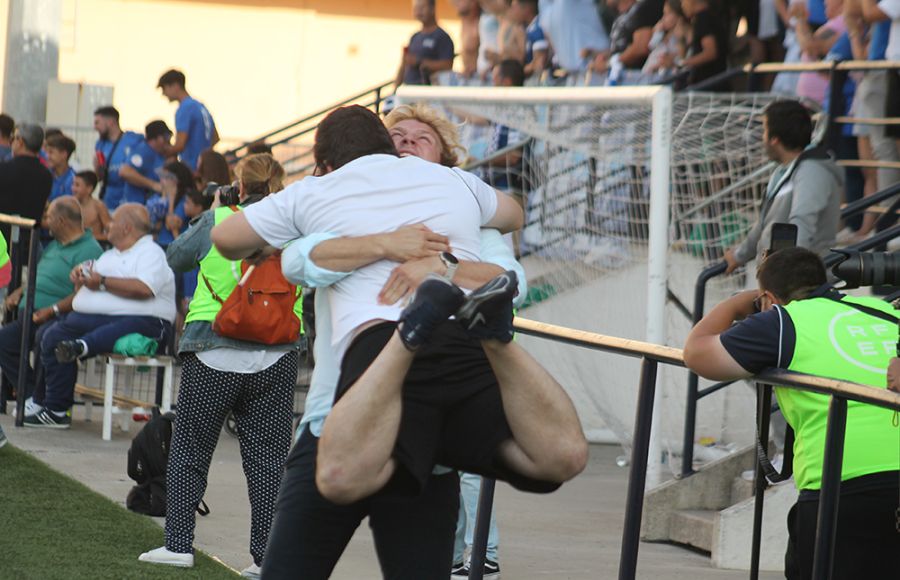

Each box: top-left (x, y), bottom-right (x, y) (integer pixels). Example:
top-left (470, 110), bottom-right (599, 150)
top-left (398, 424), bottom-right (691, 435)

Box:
top-left (482, 339), bottom-right (588, 482)
top-left (317, 333), bottom-right (412, 504)
top-left (316, 276), bottom-right (465, 504)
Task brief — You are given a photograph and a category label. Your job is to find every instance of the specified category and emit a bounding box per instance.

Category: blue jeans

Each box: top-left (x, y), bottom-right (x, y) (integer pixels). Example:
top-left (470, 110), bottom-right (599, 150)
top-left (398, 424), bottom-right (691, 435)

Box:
top-left (454, 472), bottom-right (499, 563)
top-left (37, 312), bottom-right (170, 412)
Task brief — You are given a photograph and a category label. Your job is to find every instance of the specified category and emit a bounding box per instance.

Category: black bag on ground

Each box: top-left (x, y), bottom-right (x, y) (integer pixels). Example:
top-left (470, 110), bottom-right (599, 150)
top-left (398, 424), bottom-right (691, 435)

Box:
top-left (125, 408), bottom-right (209, 517)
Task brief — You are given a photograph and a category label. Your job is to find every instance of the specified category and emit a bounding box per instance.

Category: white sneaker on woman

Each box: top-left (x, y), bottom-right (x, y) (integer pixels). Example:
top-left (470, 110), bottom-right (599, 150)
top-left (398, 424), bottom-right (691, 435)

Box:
top-left (138, 546), bottom-right (194, 567)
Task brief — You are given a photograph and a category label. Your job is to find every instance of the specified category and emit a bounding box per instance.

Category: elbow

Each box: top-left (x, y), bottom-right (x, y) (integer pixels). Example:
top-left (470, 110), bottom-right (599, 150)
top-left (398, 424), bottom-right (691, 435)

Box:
top-left (209, 226), bottom-right (236, 259)
top-left (315, 461), bottom-right (365, 505)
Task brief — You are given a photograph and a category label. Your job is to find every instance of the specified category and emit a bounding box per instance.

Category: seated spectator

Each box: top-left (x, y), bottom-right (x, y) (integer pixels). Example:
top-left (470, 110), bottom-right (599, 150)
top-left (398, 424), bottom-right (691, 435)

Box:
top-left (24, 204), bottom-right (175, 429)
top-left (0, 113), bottom-right (14, 163)
top-left (539, 0), bottom-right (610, 73)
top-left (592, 0), bottom-right (665, 77)
top-left (794, 0), bottom-right (846, 105)
top-left (195, 150), bottom-right (231, 191)
top-left (642, 0), bottom-right (688, 78)
top-left (93, 106), bottom-right (143, 211)
top-left (680, 0), bottom-right (729, 86)
top-left (454, 0), bottom-right (482, 78)
top-left (71, 171), bottom-right (111, 243)
top-left (0, 198), bottom-right (103, 417)
top-left (119, 120), bottom-right (172, 205)
top-left (45, 134), bottom-right (77, 202)
top-left (395, 0), bottom-right (455, 88)
top-left (478, 60), bottom-right (527, 191)
top-left (0, 123), bottom-right (52, 249)
top-left (511, 0), bottom-right (549, 77)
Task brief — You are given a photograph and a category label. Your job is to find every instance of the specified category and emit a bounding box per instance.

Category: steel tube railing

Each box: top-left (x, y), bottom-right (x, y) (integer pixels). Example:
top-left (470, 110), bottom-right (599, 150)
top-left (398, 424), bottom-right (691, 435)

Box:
top-left (14, 228), bottom-right (40, 426)
top-left (750, 383), bottom-right (773, 580)
top-left (810, 397), bottom-right (848, 580)
top-left (467, 477), bottom-right (497, 580)
top-left (509, 316), bottom-right (900, 579)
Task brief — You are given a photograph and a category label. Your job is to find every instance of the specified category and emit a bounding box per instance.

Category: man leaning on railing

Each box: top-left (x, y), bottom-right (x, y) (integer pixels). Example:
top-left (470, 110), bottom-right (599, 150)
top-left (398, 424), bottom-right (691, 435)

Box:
top-left (683, 247), bottom-right (900, 580)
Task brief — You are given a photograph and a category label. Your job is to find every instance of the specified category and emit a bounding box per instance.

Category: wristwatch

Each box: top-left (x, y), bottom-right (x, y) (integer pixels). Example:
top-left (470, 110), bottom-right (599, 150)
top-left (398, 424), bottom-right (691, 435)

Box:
top-left (439, 252), bottom-right (458, 281)
top-left (99, 276), bottom-right (108, 292)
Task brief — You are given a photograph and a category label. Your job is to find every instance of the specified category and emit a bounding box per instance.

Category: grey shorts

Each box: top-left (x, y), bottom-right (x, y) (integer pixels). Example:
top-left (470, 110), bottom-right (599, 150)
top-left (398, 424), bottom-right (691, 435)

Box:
top-left (851, 71), bottom-right (888, 138)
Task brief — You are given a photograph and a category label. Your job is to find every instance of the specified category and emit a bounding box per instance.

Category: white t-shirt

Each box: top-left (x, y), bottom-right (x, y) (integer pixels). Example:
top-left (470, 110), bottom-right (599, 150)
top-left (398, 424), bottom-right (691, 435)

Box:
top-left (72, 235), bottom-right (177, 322)
top-left (243, 154), bottom-right (499, 355)
top-left (880, 0), bottom-right (900, 61)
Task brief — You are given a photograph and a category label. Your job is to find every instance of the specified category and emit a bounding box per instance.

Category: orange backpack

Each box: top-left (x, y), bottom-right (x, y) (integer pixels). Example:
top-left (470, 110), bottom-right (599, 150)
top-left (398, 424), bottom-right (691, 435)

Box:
top-left (202, 252), bottom-right (301, 345)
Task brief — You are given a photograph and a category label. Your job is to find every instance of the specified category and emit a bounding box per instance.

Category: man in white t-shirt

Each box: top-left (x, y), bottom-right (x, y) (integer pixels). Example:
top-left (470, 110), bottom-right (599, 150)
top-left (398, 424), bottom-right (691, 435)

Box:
top-left (25, 203), bottom-right (175, 429)
top-left (212, 106), bottom-right (587, 510)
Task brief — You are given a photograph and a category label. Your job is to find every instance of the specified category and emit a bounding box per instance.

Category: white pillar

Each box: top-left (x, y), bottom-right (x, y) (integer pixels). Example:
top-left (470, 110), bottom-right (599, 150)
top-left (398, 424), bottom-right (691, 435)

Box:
top-left (2, 0), bottom-right (61, 123)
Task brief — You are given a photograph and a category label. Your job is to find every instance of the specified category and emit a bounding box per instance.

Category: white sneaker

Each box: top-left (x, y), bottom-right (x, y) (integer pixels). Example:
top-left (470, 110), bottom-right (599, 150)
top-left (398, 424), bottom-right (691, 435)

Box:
top-left (241, 563), bottom-right (262, 578)
top-left (138, 546), bottom-right (194, 567)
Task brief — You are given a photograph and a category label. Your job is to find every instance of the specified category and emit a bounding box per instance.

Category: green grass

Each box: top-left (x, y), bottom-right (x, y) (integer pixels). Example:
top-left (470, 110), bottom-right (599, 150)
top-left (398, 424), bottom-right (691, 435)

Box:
top-left (0, 444), bottom-right (239, 580)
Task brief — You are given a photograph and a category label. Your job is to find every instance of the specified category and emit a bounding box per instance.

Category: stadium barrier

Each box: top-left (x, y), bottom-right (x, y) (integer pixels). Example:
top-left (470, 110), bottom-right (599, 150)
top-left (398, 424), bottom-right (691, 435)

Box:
top-left (462, 317), bottom-right (900, 580)
top-left (679, 58), bottom-right (900, 480)
top-left (0, 213), bottom-right (40, 423)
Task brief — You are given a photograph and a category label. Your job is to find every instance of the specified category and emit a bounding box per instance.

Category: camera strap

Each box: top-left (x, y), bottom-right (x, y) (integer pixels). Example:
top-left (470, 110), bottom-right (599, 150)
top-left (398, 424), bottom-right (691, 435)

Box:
top-left (819, 292), bottom-right (900, 325)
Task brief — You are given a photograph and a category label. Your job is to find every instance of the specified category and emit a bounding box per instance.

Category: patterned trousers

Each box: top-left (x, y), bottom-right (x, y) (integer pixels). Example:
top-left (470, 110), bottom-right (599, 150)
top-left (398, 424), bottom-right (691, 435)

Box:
top-left (164, 351), bottom-right (297, 565)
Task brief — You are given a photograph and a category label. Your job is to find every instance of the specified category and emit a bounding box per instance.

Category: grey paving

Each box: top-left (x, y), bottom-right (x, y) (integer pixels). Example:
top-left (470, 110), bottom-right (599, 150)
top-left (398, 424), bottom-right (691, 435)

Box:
top-left (1, 410), bottom-right (781, 579)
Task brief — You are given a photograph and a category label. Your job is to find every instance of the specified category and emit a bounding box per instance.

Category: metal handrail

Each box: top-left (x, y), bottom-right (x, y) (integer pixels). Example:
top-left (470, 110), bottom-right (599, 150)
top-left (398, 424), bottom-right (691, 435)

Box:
top-left (496, 317), bottom-right (900, 580)
top-left (225, 79), bottom-right (394, 157)
top-left (0, 213), bottom-right (40, 421)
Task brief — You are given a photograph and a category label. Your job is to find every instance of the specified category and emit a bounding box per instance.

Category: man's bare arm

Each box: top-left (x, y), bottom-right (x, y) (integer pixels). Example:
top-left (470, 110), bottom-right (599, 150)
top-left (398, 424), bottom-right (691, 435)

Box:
top-left (210, 212), bottom-right (269, 259)
top-left (309, 225), bottom-right (450, 272)
top-left (484, 191), bottom-right (525, 233)
top-left (683, 291), bottom-right (757, 381)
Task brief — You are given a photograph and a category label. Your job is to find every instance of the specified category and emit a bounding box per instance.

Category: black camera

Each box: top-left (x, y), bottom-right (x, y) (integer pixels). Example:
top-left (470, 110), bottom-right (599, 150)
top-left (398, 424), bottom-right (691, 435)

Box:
top-left (202, 181), bottom-right (241, 207)
top-left (830, 249), bottom-right (900, 289)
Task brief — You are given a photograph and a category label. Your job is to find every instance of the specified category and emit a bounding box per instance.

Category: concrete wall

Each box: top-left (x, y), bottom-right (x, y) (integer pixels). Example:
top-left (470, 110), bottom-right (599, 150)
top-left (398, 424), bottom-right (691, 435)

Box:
top-left (2, 0), bottom-right (461, 142)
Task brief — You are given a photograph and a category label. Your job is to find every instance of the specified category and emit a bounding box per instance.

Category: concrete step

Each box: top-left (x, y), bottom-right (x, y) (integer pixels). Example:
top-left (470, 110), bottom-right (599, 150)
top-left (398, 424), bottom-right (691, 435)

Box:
top-left (731, 474), bottom-right (754, 504)
top-left (670, 509), bottom-right (716, 553)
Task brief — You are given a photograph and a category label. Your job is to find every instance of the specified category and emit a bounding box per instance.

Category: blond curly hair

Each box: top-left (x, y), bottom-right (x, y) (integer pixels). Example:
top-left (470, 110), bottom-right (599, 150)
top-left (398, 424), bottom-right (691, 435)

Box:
top-left (384, 103), bottom-right (467, 167)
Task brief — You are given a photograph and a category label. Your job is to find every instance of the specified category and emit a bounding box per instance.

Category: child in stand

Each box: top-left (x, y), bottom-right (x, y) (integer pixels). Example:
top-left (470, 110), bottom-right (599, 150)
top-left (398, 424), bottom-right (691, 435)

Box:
top-left (71, 170), bottom-right (111, 244)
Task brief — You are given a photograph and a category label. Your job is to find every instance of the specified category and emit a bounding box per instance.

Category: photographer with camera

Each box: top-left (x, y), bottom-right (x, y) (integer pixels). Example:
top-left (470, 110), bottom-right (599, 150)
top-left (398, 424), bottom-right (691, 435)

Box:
top-left (684, 247), bottom-right (900, 579)
top-left (139, 154), bottom-right (302, 578)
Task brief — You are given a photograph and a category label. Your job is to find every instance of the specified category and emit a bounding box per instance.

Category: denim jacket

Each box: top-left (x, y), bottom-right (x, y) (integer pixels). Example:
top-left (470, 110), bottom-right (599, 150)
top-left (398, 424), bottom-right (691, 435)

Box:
top-left (166, 199), bottom-right (300, 355)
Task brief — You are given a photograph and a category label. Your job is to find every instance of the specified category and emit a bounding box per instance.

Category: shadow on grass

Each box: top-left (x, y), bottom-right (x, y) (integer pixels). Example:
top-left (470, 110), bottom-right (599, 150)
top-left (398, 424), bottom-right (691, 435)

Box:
top-left (0, 444), bottom-right (239, 579)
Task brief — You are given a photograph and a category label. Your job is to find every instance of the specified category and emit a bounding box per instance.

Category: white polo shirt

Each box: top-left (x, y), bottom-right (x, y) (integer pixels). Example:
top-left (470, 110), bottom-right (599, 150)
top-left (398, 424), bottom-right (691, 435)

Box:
top-left (72, 234), bottom-right (177, 322)
top-left (243, 154), bottom-right (499, 356)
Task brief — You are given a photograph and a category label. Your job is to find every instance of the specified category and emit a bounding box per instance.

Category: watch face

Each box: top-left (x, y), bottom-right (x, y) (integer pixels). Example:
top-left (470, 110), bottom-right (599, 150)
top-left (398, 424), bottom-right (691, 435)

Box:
top-left (441, 252), bottom-right (459, 265)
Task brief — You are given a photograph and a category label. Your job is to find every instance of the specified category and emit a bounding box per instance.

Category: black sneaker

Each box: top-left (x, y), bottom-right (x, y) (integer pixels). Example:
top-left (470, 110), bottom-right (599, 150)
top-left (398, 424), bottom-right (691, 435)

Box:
top-left (23, 408), bottom-right (71, 429)
top-left (455, 271), bottom-right (518, 343)
top-left (397, 275), bottom-right (465, 351)
top-left (55, 340), bottom-right (85, 363)
top-left (450, 558), bottom-right (500, 579)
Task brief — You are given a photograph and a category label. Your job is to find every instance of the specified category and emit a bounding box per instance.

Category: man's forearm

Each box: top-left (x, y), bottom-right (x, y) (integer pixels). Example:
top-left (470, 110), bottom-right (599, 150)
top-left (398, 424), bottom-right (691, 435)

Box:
top-left (454, 261), bottom-right (504, 290)
top-left (102, 277), bottom-right (154, 300)
top-left (119, 166), bottom-right (158, 192)
top-left (309, 235), bottom-right (393, 272)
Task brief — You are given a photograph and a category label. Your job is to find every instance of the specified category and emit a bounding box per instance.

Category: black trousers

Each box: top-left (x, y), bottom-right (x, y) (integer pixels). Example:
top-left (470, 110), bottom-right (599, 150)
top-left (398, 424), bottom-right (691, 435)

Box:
top-left (261, 426), bottom-right (459, 580)
top-left (785, 487), bottom-right (900, 580)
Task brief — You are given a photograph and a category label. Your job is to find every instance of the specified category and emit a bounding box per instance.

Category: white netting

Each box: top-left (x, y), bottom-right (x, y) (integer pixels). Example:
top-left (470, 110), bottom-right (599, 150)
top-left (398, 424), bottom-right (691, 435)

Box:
top-left (399, 87), bottom-right (823, 472)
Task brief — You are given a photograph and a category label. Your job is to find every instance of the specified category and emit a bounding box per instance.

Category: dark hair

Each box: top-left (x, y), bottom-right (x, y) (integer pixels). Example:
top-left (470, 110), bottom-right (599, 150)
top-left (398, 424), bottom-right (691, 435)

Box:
top-left (666, 0), bottom-right (686, 18)
top-left (0, 113), bottom-right (15, 139)
top-left (246, 141), bottom-right (273, 155)
top-left (515, 0), bottom-right (539, 13)
top-left (763, 101), bottom-right (813, 151)
top-left (757, 247), bottom-right (826, 303)
top-left (44, 128), bottom-right (63, 140)
top-left (197, 150), bottom-right (231, 188)
top-left (46, 134), bottom-right (76, 158)
top-left (496, 59), bottom-right (526, 87)
top-left (162, 160), bottom-right (195, 208)
top-left (184, 189), bottom-right (211, 210)
top-left (157, 69), bottom-right (186, 89)
top-left (313, 105), bottom-right (397, 173)
top-left (94, 106), bottom-right (120, 121)
top-left (75, 170), bottom-right (99, 190)
top-left (145, 120), bottom-right (171, 141)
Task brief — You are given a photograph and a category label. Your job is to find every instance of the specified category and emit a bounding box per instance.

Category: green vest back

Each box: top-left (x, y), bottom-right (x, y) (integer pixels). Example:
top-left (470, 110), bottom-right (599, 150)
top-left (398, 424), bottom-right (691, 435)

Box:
top-left (0, 232), bottom-right (8, 268)
top-left (780, 295), bottom-right (899, 490)
top-left (185, 206), bottom-right (303, 327)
